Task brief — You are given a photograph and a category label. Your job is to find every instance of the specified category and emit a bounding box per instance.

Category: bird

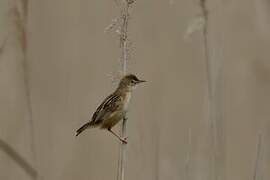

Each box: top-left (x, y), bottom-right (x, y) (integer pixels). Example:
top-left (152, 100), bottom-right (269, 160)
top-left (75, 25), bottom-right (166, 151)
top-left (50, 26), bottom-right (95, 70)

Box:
top-left (76, 74), bottom-right (145, 144)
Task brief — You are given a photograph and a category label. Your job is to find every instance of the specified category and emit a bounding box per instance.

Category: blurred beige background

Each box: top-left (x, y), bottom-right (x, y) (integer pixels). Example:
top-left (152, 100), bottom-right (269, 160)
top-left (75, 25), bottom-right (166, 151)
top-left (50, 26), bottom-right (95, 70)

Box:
top-left (0, 0), bottom-right (270, 180)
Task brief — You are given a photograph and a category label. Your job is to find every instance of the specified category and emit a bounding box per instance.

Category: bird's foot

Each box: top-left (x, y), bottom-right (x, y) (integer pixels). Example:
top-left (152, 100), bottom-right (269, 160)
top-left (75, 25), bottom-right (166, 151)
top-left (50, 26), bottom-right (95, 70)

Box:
top-left (120, 137), bottom-right (128, 144)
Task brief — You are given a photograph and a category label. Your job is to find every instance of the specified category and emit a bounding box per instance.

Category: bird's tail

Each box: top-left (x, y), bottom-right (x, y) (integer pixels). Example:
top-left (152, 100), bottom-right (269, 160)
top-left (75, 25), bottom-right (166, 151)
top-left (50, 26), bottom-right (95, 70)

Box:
top-left (76, 122), bottom-right (92, 137)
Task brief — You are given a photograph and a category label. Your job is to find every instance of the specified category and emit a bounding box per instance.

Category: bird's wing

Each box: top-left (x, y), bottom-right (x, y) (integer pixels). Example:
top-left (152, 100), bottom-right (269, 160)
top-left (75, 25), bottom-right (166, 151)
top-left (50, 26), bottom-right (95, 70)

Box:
top-left (91, 93), bottom-right (122, 124)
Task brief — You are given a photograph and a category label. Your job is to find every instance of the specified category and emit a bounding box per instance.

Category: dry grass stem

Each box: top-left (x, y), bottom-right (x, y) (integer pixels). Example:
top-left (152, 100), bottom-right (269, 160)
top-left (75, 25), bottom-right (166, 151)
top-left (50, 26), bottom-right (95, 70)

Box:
top-left (253, 132), bottom-right (264, 180)
top-left (12, 1), bottom-right (38, 179)
top-left (115, 1), bottom-right (134, 180)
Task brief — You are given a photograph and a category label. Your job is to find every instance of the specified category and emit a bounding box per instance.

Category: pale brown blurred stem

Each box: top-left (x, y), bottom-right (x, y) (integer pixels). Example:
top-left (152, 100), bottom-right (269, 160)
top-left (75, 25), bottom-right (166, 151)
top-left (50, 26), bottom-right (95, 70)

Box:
top-left (199, 0), bottom-right (225, 180)
top-left (20, 1), bottom-right (37, 168)
top-left (14, 1), bottom-right (38, 179)
top-left (200, 0), bottom-right (216, 179)
top-left (253, 132), bottom-right (263, 180)
top-left (117, 1), bottom-right (132, 180)
top-left (200, 0), bottom-right (211, 98)
top-left (184, 128), bottom-right (192, 180)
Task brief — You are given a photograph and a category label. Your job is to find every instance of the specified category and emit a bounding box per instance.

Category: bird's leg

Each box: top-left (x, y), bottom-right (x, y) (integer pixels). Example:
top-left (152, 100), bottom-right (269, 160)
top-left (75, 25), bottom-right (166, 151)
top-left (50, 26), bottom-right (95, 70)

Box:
top-left (108, 128), bottom-right (128, 144)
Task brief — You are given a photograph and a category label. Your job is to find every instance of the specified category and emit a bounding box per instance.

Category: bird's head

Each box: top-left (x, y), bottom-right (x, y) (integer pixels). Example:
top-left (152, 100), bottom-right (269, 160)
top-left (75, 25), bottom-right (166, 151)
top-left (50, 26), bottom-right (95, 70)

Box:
top-left (118, 74), bottom-right (146, 90)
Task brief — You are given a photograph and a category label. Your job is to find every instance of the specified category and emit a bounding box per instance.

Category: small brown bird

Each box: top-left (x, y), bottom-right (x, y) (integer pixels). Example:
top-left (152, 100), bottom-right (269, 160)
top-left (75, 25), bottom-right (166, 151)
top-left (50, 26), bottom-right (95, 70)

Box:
top-left (76, 74), bottom-right (145, 144)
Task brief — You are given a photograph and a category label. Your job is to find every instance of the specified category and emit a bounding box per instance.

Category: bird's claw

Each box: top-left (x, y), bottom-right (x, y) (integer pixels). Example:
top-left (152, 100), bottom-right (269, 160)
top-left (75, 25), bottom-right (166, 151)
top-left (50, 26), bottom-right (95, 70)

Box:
top-left (120, 137), bottom-right (128, 144)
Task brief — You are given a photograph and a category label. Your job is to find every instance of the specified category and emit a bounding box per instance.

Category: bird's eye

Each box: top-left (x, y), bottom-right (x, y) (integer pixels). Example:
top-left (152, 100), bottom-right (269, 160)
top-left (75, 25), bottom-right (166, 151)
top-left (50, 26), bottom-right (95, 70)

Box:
top-left (131, 80), bottom-right (136, 83)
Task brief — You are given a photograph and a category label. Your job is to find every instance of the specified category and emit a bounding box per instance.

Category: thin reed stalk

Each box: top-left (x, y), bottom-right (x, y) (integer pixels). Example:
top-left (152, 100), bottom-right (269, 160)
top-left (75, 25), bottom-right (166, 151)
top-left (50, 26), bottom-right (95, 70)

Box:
top-left (12, 1), bottom-right (38, 179)
top-left (253, 132), bottom-right (263, 180)
top-left (116, 1), bottom-right (134, 180)
top-left (199, 1), bottom-right (225, 180)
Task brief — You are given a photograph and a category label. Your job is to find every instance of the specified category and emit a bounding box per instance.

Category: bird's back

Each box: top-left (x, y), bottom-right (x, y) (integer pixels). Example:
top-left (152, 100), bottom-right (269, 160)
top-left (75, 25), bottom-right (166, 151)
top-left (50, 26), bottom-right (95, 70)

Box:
top-left (90, 90), bottom-right (125, 126)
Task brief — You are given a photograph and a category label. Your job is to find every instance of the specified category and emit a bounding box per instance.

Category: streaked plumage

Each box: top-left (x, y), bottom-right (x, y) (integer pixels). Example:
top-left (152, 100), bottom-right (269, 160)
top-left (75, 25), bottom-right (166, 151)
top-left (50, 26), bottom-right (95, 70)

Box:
top-left (76, 74), bottom-right (145, 143)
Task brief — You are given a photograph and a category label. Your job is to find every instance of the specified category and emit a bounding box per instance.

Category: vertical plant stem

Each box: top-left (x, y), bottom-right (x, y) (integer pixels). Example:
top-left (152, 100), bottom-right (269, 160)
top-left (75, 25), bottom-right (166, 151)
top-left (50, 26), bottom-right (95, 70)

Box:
top-left (117, 1), bottom-right (132, 180)
top-left (120, 4), bottom-right (129, 75)
top-left (199, 1), bottom-right (214, 180)
top-left (118, 117), bottom-right (128, 180)
top-left (200, 0), bottom-right (210, 95)
top-left (20, 0), bottom-right (37, 168)
top-left (199, 1), bottom-right (226, 180)
top-left (253, 132), bottom-right (263, 180)
top-left (184, 128), bottom-right (192, 180)
top-left (14, 1), bottom-right (38, 179)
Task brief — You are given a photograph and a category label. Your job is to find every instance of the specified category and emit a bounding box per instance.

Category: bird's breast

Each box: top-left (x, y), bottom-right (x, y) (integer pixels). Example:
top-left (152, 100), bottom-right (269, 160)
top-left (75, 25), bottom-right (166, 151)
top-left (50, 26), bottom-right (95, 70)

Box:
top-left (123, 92), bottom-right (131, 111)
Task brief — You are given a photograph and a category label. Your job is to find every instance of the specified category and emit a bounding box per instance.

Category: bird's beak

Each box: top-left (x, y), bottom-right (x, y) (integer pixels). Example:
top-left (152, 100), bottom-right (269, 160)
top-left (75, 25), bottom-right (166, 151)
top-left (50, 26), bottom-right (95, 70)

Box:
top-left (137, 80), bottom-right (146, 83)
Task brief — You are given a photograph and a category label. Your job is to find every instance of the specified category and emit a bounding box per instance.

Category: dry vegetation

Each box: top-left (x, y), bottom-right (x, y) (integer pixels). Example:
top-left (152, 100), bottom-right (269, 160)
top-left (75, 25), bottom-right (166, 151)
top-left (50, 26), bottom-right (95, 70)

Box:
top-left (0, 0), bottom-right (269, 180)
